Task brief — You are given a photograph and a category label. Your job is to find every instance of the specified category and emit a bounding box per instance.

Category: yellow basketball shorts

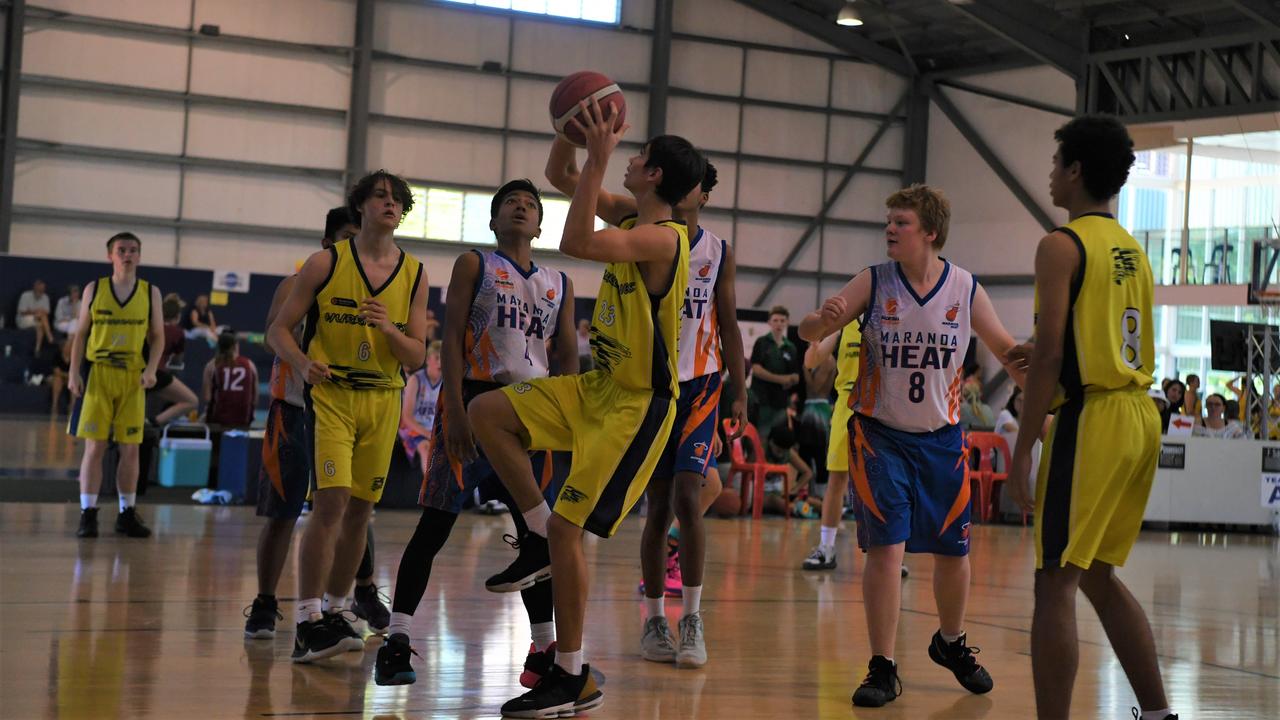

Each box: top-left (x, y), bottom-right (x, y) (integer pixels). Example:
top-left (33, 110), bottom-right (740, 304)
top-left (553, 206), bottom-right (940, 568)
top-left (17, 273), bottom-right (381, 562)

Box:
top-left (68, 363), bottom-right (145, 444)
top-left (1035, 389), bottom-right (1160, 570)
top-left (503, 370), bottom-right (676, 538)
top-left (306, 383), bottom-right (399, 503)
top-left (827, 391), bottom-right (853, 473)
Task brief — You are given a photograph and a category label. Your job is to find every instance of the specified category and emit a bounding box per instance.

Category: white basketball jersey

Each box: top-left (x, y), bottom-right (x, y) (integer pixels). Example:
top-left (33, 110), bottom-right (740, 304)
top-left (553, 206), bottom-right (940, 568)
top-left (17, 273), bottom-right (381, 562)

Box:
top-left (463, 250), bottom-right (565, 385)
top-left (850, 260), bottom-right (974, 433)
top-left (408, 369), bottom-right (441, 428)
top-left (677, 227), bottom-right (726, 382)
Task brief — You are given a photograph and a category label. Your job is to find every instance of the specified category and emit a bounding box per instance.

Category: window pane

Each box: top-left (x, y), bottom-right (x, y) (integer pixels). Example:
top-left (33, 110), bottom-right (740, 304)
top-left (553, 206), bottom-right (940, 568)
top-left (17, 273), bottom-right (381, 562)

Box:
top-left (463, 193), bottom-right (495, 246)
top-left (426, 188), bottom-right (464, 242)
top-left (535, 198), bottom-right (570, 250)
top-left (511, 0), bottom-right (547, 12)
top-left (546, 0), bottom-right (582, 18)
top-left (1174, 306), bottom-right (1203, 344)
top-left (581, 0), bottom-right (618, 22)
top-left (396, 186), bottom-right (428, 239)
top-left (475, 0), bottom-right (511, 9)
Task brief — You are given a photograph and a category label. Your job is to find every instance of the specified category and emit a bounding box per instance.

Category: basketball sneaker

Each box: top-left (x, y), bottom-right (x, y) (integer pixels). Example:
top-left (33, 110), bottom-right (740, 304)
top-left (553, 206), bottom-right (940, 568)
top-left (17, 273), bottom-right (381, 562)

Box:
top-left (291, 617), bottom-right (347, 663)
top-left (114, 507), bottom-right (151, 538)
top-left (802, 545), bottom-right (837, 570)
top-left (500, 663), bottom-right (603, 718)
top-left (676, 612), bottom-right (706, 669)
top-left (486, 532), bottom-right (551, 593)
top-left (927, 631), bottom-right (993, 694)
top-left (901, 564), bottom-right (909, 578)
top-left (520, 641), bottom-right (556, 688)
top-left (852, 655), bottom-right (902, 707)
top-left (1131, 709), bottom-right (1177, 720)
top-left (640, 615), bottom-right (677, 663)
top-left (243, 596), bottom-right (282, 639)
top-left (325, 610), bottom-right (366, 652)
top-left (76, 508), bottom-right (98, 538)
top-left (351, 583), bottom-right (390, 635)
top-left (374, 634), bottom-right (418, 685)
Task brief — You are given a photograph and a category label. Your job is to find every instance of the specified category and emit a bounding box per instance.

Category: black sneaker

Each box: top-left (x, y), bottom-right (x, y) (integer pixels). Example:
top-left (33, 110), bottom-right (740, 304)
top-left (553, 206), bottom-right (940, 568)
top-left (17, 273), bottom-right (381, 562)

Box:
top-left (520, 642), bottom-right (555, 689)
top-left (291, 617), bottom-right (347, 663)
top-left (901, 564), bottom-right (910, 578)
top-left (500, 663), bottom-right (603, 718)
top-left (485, 532), bottom-right (551, 593)
top-left (114, 507), bottom-right (152, 538)
top-left (243, 596), bottom-right (282, 639)
top-left (351, 583), bottom-right (391, 635)
top-left (374, 634), bottom-right (418, 686)
top-left (324, 610), bottom-right (366, 652)
top-left (1131, 710), bottom-right (1177, 720)
top-left (928, 631), bottom-right (993, 694)
top-left (852, 655), bottom-right (902, 707)
top-left (77, 508), bottom-right (99, 538)
top-left (801, 545), bottom-right (836, 570)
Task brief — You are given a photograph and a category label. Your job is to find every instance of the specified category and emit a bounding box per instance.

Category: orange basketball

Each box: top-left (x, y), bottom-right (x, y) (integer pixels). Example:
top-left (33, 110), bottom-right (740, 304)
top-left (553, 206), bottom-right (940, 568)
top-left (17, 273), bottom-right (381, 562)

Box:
top-left (550, 70), bottom-right (626, 147)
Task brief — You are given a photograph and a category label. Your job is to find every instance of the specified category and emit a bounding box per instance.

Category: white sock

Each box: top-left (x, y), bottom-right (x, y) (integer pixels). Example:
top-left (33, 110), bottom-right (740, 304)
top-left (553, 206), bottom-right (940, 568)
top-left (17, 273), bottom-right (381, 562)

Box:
top-left (940, 629), bottom-right (964, 644)
top-left (323, 594), bottom-right (348, 613)
top-left (682, 585), bottom-right (702, 617)
top-left (388, 611), bottom-right (412, 639)
top-left (644, 594), bottom-right (664, 618)
top-left (820, 525), bottom-right (837, 548)
top-left (118, 493), bottom-right (136, 511)
top-left (531, 622), bottom-right (555, 651)
top-left (296, 597), bottom-right (322, 624)
top-left (80, 494), bottom-right (97, 511)
top-left (1141, 710), bottom-right (1173, 720)
top-left (556, 648), bottom-right (583, 675)
top-left (522, 503), bottom-right (551, 537)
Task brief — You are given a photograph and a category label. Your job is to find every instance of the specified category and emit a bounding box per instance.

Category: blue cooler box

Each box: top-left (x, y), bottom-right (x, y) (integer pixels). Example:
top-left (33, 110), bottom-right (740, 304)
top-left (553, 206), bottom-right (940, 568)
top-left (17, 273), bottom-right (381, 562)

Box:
top-left (158, 424), bottom-right (212, 488)
top-left (216, 429), bottom-right (265, 502)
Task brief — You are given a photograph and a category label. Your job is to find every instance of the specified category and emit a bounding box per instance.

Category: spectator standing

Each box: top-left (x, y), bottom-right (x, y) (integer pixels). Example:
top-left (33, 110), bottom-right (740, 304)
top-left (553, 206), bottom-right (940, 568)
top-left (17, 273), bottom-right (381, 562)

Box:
top-left (750, 305), bottom-right (800, 439)
top-left (1193, 393), bottom-right (1246, 439)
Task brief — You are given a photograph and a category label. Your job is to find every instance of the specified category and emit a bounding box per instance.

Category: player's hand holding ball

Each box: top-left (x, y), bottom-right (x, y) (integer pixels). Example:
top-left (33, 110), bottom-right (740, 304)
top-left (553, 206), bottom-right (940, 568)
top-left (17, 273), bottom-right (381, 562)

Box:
top-left (568, 97), bottom-right (629, 164)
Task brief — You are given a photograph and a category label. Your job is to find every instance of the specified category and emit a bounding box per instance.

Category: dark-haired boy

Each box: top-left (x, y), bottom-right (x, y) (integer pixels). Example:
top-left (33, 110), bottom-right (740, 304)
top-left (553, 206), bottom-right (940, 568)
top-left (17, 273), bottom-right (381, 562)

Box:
top-left (1006, 115), bottom-right (1176, 720)
top-left (547, 141), bottom-right (747, 669)
top-left (470, 100), bottom-right (703, 716)
top-left (68, 231), bottom-right (165, 539)
top-left (268, 172), bottom-right (429, 663)
top-left (373, 179), bottom-right (578, 688)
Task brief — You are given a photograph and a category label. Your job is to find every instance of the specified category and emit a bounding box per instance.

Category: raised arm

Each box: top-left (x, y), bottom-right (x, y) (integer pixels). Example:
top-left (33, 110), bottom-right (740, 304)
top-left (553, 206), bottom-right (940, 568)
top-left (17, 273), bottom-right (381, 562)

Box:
top-left (804, 331), bottom-right (840, 371)
top-left (550, 274), bottom-right (580, 376)
top-left (545, 134), bottom-right (636, 227)
top-left (799, 269), bottom-right (871, 342)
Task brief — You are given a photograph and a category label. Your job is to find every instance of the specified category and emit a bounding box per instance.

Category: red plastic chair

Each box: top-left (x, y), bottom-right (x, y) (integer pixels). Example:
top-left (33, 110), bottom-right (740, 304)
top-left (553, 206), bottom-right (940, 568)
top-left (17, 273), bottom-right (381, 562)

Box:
top-left (967, 431), bottom-right (1020, 524)
top-left (724, 419), bottom-right (792, 519)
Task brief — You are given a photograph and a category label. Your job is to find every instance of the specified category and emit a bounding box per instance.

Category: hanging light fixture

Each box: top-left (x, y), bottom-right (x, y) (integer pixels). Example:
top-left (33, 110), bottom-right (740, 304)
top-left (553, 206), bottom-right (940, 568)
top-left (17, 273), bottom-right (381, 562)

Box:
top-left (836, 1), bottom-right (863, 27)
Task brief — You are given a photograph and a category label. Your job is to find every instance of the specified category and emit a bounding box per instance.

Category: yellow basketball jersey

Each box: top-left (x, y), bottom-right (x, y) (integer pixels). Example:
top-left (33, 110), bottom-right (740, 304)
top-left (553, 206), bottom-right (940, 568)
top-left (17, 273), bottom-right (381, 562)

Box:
top-left (1036, 212), bottom-right (1155, 400)
top-left (86, 276), bottom-right (151, 370)
top-left (592, 218), bottom-right (690, 396)
top-left (834, 320), bottom-right (861, 394)
top-left (303, 239), bottom-right (422, 390)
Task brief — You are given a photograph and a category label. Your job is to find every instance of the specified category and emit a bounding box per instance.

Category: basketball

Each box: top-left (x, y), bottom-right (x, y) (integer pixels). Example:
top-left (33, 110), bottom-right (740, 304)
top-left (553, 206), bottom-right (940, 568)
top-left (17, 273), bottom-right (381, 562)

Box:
top-left (550, 70), bottom-right (626, 147)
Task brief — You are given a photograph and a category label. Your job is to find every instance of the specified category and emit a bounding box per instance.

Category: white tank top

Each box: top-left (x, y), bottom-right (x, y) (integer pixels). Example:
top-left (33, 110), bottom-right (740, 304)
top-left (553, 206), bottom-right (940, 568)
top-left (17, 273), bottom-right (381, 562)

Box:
top-left (677, 227), bottom-right (726, 382)
top-left (408, 369), bottom-right (442, 428)
top-left (463, 250), bottom-right (565, 385)
top-left (850, 260), bottom-right (974, 433)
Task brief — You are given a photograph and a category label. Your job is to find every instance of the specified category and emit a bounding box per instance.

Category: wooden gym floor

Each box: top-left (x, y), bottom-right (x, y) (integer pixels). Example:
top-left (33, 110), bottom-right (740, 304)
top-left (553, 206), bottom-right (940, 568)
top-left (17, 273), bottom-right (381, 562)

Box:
top-left (0, 502), bottom-right (1275, 719)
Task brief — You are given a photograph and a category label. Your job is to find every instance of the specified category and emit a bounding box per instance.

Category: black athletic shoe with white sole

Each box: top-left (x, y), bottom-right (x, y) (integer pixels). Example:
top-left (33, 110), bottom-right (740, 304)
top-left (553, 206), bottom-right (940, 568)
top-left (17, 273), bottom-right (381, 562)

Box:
top-left (486, 532), bottom-right (551, 593)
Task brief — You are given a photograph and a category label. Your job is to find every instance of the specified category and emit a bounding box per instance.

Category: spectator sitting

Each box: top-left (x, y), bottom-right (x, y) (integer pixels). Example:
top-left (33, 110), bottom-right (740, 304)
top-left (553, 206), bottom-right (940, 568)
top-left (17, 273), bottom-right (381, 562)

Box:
top-left (995, 387), bottom-right (1040, 513)
top-left (183, 293), bottom-right (222, 346)
top-left (959, 379), bottom-right (995, 430)
top-left (760, 425), bottom-right (813, 516)
top-left (203, 331), bottom-right (257, 430)
top-left (1183, 373), bottom-right (1202, 420)
top-left (54, 284), bottom-right (82, 337)
top-left (147, 295), bottom-right (199, 426)
top-left (16, 278), bottom-right (54, 354)
top-left (1193, 393), bottom-right (1246, 439)
top-left (1149, 386), bottom-right (1170, 430)
top-left (750, 305), bottom-right (801, 439)
top-left (1161, 378), bottom-right (1186, 433)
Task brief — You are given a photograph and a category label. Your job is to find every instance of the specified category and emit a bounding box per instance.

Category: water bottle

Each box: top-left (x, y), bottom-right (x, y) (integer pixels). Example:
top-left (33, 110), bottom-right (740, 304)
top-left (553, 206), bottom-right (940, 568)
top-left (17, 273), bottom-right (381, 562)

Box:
top-left (3, 345), bottom-right (10, 358)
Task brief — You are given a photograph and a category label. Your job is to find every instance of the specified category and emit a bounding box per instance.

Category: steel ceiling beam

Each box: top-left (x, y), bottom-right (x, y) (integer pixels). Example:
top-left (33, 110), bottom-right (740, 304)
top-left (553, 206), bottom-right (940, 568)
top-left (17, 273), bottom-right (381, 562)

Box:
top-left (647, 0), bottom-right (673, 137)
top-left (940, 0), bottom-right (1084, 79)
top-left (0, 0), bottom-right (23, 253)
top-left (753, 92), bottom-right (911, 306)
top-left (344, 0), bottom-right (373, 187)
top-left (936, 78), bottom-right (1075, 116)
top-left (926, 81), bottom-right (1056, 233)
top-left (732, 0), bottom-right (917, 76)
top-left (1226, 0), bottom-right (1280, 32)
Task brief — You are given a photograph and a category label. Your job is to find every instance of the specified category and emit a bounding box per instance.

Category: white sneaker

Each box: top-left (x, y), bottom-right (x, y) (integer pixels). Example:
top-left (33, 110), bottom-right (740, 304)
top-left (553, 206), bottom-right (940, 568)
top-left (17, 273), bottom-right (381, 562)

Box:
top-left (640, 616), bottom-right (676, 663)
top-left (676, 612), bottom-right (707, 669)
